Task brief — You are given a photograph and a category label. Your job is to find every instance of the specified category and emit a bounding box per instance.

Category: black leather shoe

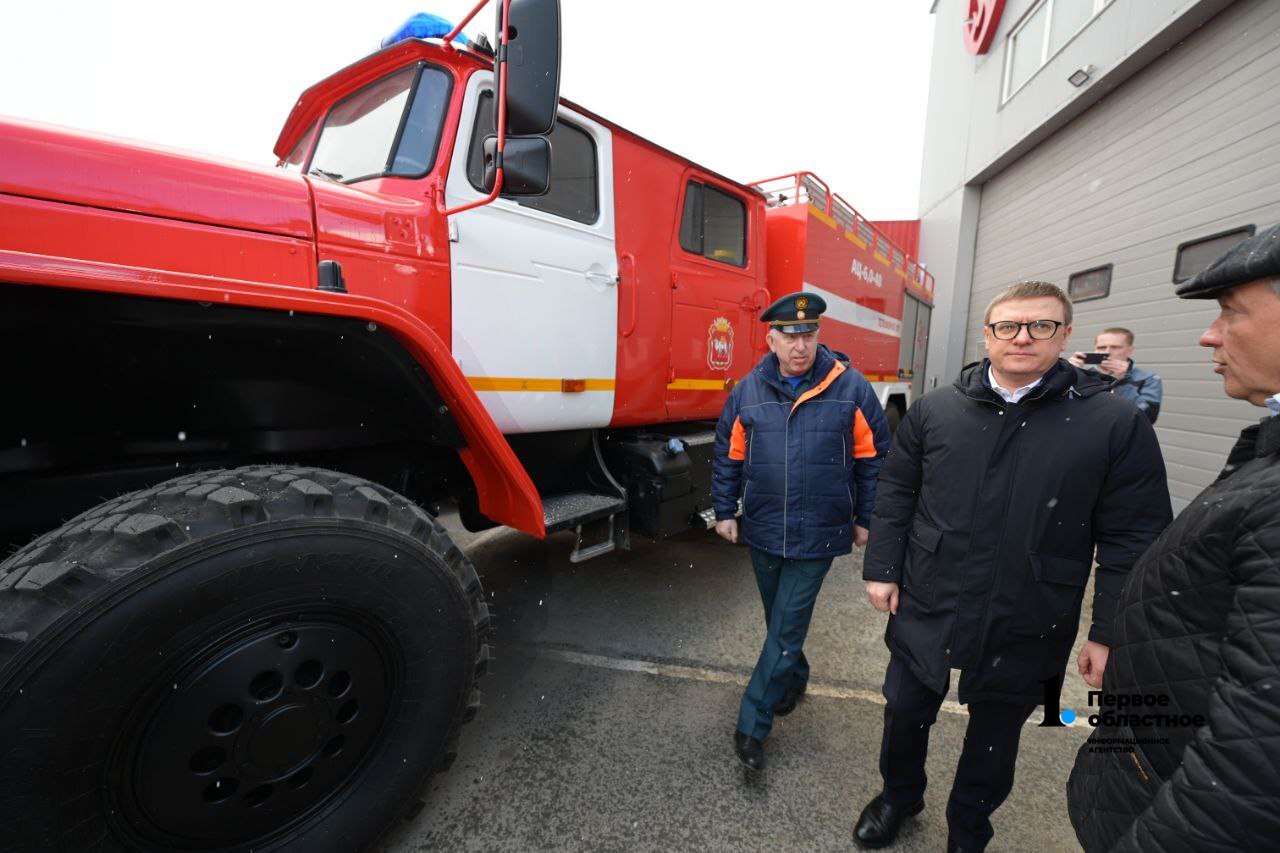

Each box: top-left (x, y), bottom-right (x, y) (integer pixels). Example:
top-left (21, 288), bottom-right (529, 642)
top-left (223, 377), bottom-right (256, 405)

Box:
top-left (773, 684), bottom-right (807, 716)
top-left (732, 730), bottom-right (764, 771)
top-left (945, 836), bottom-right (976, 853)
top-left (853, 794), bottom-right (924, 848)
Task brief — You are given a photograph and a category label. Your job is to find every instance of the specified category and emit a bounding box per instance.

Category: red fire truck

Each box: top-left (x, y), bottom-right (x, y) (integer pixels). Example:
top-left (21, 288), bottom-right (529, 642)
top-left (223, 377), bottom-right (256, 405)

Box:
top-left (752, 171), bottom-right (935, 430)
top-left (0, 2), bottom-right (933, 849)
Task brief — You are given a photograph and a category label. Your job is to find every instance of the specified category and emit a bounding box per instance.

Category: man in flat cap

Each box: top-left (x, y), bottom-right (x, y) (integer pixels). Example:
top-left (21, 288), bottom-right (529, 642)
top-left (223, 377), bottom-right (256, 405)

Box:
top-left (1068, 224), bottom-right (1280, 851)
top-left (712, 291), bottom-right (891, 771)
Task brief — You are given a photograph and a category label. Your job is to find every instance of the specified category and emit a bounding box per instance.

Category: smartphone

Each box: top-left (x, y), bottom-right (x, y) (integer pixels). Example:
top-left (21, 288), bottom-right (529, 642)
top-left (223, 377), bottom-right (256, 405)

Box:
top-left (1080, 352), bottom-right (1109, 365)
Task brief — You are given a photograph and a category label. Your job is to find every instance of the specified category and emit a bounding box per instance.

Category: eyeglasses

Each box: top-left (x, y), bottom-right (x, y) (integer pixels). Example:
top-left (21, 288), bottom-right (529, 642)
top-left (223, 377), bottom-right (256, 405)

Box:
top-left (986, 319), bottom-right (1065, 340)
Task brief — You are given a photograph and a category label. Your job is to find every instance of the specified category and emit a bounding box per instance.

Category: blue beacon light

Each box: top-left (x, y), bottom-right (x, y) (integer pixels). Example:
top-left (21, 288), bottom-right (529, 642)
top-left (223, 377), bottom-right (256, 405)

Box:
top-left (381, 12), bottom-right (469, 48)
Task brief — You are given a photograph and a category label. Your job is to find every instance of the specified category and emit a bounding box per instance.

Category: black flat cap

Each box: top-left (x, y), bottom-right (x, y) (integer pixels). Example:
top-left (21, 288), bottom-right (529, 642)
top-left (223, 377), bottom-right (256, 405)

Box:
top-left (761, 291), bottom-right (826, 333)
top-left (1176, 222), bottom-right (1280, 299)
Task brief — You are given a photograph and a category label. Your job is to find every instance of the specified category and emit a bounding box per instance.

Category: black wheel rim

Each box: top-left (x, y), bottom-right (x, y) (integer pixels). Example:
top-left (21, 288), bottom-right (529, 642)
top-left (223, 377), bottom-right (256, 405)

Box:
top-left (118, 617), bottom-right (396, 848)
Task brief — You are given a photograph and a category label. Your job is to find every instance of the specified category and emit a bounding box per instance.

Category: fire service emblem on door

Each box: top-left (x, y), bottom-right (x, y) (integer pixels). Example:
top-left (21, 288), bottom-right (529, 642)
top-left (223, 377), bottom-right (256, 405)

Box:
top-left (708, 317), bottom-right (735, 371)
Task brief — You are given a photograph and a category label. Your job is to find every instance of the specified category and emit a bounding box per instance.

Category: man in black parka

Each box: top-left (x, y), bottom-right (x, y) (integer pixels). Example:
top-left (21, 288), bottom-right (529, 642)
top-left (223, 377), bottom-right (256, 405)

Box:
top-left (853, 281), bottom-right (1172, 852)
top-left (1067, 224), bottom-right (1280, 851)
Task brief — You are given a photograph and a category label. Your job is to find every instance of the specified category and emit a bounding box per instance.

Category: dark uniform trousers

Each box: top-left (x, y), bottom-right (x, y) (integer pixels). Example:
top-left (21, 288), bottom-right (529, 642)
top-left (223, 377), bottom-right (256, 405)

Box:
top-left (737, 548), bottom-right (834, 742)
top-left (879, 655), bottom-right (1036, 850)
top-left (736, 548), bottom-right (832, 740)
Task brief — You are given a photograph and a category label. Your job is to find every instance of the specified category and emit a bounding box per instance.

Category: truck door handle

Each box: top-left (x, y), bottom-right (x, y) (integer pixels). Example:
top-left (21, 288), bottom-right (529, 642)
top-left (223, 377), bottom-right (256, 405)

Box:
top-left (619, 253), bottom-right (637, 338)
top-left (585, 269), bottom-right (618, 285)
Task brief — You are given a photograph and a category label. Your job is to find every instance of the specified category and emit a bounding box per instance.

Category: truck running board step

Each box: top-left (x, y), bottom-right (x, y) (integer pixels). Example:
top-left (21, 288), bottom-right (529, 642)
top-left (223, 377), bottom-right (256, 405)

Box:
top-left (542, 491), bottom-right (626, 534)
top-left (541, 491), bottom-right (628, 564)
top-left (570, 514), bottom-right (620, 563)
top-left (677, 430), bottom-right (716, 448)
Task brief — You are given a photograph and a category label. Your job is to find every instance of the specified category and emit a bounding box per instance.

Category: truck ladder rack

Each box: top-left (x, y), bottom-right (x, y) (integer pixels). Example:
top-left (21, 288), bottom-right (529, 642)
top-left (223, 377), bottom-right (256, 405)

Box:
top-left (749, 171), bottom-right (936, 299)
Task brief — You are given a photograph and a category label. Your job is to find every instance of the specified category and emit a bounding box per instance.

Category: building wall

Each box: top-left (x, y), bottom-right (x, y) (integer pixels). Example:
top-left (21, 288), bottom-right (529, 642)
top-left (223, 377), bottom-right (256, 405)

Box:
top-left (919, 0), bottom-right (1234, 389)
top-left (919, 0), bottom-right (1280, 510)
top-left (970, 0), bottom-right (1280, 509)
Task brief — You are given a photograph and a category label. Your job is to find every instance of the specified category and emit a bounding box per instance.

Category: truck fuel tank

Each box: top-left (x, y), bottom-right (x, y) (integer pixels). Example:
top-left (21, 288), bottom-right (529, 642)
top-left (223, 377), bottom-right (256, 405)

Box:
top-left (604, 430), bottom-right (714, 540)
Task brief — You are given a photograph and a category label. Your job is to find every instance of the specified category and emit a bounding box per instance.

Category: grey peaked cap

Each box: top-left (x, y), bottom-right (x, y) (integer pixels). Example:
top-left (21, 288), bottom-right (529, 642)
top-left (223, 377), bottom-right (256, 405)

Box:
top-left (1176, 222), bottom-right (1280, 299)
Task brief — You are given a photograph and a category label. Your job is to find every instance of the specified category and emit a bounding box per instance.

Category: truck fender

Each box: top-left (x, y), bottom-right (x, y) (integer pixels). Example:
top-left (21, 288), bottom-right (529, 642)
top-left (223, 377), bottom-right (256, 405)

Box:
top-left (0, 250), bottom-right (546, 537)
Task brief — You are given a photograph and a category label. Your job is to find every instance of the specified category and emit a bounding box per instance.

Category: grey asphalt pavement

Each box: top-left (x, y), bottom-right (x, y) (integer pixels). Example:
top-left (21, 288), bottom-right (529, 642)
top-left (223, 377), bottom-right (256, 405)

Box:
top-left (380, 514), bottom-right (1092, 852)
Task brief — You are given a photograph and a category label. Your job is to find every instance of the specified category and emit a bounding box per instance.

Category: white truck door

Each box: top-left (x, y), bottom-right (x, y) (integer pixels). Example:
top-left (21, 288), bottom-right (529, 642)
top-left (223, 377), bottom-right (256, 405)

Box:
top-left (445, 72), bottom-right (617, 434)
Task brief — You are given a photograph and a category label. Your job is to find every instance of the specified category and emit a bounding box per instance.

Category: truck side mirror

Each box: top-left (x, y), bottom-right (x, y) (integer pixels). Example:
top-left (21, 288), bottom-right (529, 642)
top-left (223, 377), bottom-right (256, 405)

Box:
top-left (482, 135), bottom-right (550, 195)
top-left (498, 0), bottom-right (560, 136)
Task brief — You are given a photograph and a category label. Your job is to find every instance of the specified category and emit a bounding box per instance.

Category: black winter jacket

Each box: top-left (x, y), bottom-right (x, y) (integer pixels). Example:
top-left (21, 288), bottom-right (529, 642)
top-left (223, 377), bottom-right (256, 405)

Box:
top-left (863, 360), bottom-right (1172, 703)
top-left (712, 345), bottom-right (890, 559)
top-left (1068, 415), bottom-right (1280, 851)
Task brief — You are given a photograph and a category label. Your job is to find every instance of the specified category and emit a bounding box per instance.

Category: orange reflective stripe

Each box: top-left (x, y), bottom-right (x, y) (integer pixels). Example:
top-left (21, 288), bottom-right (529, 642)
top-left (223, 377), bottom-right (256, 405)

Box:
top-left (852, 408), bottom-right (877, 459)
top-left (791, 361), bottom-right (846, 413)
top-left (728, 417), bottom-right (747, 460)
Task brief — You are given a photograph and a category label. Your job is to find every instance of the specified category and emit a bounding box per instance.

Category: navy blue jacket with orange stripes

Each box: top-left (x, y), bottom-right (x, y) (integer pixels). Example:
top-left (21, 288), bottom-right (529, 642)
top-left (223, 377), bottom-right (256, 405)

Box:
top-left (712, 344), bottom-right (891, 559)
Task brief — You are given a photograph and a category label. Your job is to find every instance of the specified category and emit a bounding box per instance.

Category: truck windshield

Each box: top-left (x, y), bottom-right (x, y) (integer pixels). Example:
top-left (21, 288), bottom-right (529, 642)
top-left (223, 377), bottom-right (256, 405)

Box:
top-left (308, 63), bottom-right (451, 184)
top-left (280, 122), bottom-right (317, 172)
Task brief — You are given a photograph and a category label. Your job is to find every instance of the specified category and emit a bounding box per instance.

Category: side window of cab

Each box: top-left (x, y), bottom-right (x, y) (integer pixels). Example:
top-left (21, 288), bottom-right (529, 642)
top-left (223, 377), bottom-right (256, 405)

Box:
top-left (466, 91), bottom-right (599, 224)
top-left (679, 181), bottom-right (747, 267)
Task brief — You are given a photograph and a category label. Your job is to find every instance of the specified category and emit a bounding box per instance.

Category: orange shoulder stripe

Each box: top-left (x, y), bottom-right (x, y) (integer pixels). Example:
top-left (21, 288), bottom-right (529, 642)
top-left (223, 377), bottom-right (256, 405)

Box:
top-left (852, 408), bottom-right (877, 459)
top-left (728, 417), bottom-right (747, 460)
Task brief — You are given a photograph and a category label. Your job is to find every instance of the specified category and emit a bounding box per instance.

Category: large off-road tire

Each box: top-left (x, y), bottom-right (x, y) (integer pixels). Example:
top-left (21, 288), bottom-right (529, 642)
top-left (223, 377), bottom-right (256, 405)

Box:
top-left (0, 465), bottom-right (489, 852)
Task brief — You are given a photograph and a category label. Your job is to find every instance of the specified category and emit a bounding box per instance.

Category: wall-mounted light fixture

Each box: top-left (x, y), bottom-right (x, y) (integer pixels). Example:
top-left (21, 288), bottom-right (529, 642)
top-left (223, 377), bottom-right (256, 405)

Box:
top-left (1068, 65), bottom-right (1095, 87)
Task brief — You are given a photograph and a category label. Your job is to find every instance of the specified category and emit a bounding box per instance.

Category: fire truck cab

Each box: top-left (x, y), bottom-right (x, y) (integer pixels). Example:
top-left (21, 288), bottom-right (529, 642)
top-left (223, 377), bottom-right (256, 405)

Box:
top-left (263, 31), bottom-right (934, 548)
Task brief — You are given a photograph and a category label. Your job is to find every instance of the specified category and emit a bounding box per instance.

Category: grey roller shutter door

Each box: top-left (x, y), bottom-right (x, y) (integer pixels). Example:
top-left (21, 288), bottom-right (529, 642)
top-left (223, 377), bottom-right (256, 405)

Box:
top-left (967, 0), bottom-right (1280, 510)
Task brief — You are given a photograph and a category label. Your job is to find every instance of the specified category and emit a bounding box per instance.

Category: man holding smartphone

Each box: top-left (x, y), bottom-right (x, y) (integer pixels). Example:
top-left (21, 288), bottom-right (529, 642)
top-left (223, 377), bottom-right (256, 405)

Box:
top-left (1069, 328), bottom-right (1164, 423)
top-left (855, 282), bottom-right (1171, 852)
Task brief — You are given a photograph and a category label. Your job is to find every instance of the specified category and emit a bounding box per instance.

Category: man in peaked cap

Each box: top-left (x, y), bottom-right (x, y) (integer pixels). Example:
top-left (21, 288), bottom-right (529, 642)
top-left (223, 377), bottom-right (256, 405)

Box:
top-left (711, 291), bottom-right (891, 771)
top-left (1068, 223), bottom-right (1280, 850)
